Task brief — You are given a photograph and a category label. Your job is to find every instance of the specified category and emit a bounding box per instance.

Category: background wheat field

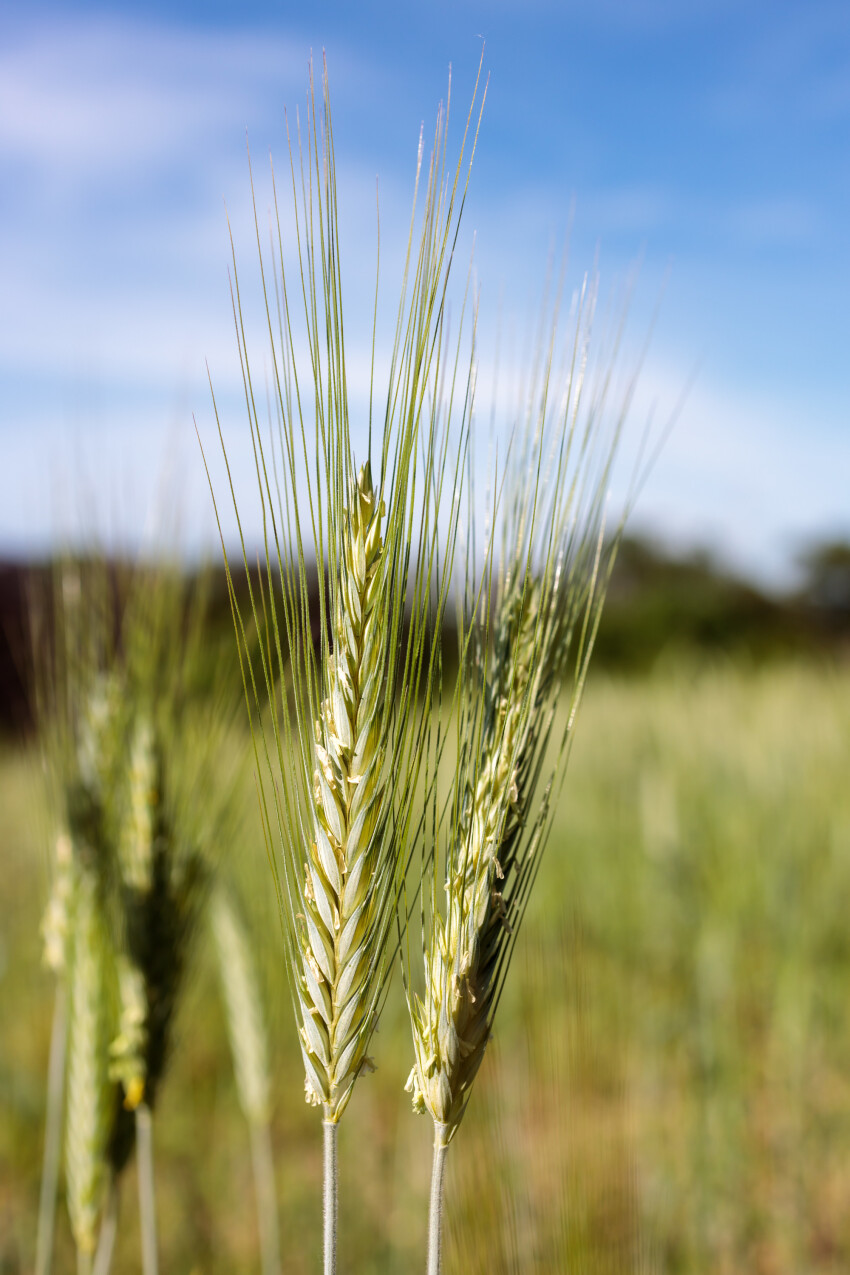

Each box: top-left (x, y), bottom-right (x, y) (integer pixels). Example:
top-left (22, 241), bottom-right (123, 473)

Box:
top-left (3, 656), bottom-right (850, 1273)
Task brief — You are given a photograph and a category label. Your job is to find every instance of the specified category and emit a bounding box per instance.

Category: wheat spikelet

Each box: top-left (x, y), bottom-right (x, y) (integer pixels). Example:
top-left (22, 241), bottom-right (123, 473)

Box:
top-left (104, 710), bottom-right (208, 1183)
top-left (65, 869), bottom-right (111, 1256)
top-left (109, 957), bottom-right (148, 1111)
top-left (298, 461), bottom-right (388, 1120)
top-left (407, 580), bottom-right (541, 1140)
top-left (42, 832), bottom-right (75, 974)
top-left (76, 677), bottom-right (115, 789)
top-left (109, 716), bottom-right (157, 1110)
top-left (118, 717), bottom-right (157, 893)
top-left (211, 883), bottom-right (272, 1125)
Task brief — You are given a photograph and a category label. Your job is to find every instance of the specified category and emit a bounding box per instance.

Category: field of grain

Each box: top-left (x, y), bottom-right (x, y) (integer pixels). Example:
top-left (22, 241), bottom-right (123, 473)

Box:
top-left (3, 658), bottom-right (850, 1272)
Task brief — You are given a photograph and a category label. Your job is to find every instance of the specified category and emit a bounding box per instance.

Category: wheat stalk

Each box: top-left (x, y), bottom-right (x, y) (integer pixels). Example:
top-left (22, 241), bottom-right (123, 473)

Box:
top-left (58, 674), bottom-right (127, 1271)
top-left (107, 713), bottom-right (207, 1275)
top-left (34, 558), bottom-right (226, 1274)
top-left (35, 980), bottom-right (68, 1275)
top-left (35, 832), bottom-right (76, 1275)
top-left (117, 717), bottom-right (157, 893)
top-left (406, 265), bottom-right (638, 1271)
top-left (65, 869), bottom-right (111, 1265)
top-left (211, 883), bottom-right (272, 1125)
top-left (211, 881), bottom-right (281, 1275)
top-left (35, 613), bottom-right (115, 1274)
top-left (204, 57), bottom-right (484, 1274)
top-left (36, 832), bottom-right (75, 1275)
top-left (109, 716), bottom-right (157, 1112)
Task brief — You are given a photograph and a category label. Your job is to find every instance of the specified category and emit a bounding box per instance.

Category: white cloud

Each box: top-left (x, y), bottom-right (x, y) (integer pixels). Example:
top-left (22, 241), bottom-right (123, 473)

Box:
top-left (0, 15), bottom-right (408, 397)
top-left (615, 359), bottom-right (850, 584)
top-left (725, 197), bottom-right (820, 246)
top-left (3, 286), bottom-right (847, 588)
top-left (0, 17), bottom-right (313, 185)
top-left (464, 313), bottom-right (850, 587)
top-left (0, 9), bottom-right (845, 583)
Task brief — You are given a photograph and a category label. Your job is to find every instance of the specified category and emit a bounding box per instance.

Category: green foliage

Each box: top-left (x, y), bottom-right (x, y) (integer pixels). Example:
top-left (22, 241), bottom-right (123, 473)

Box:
top-left (595, 535), bottom-right (838, 669)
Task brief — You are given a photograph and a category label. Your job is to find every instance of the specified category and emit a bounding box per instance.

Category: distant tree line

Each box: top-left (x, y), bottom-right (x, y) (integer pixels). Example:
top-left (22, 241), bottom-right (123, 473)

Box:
top-left (594, 536), bottom-right (850, 670)
top-left (2, 537), bottom-right (849, 735)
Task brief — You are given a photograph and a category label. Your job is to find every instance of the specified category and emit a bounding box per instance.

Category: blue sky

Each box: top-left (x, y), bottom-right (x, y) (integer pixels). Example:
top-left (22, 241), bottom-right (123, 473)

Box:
top-left (1, 1), bottom-right (848, 583)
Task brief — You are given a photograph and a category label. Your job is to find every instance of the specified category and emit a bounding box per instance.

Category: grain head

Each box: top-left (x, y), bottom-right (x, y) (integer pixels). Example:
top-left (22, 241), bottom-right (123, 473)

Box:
top-left (406, 267), bottom-right (632, 1145)
top-left (65, 869), bottom-right (111, 1256)
top-left (207, 58), bottom-right (484, 1127)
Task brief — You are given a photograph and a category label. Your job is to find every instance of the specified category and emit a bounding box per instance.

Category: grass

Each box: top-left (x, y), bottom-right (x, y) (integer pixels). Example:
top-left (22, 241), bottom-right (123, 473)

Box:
top-left (4, 656), bottom-right (850, 1271)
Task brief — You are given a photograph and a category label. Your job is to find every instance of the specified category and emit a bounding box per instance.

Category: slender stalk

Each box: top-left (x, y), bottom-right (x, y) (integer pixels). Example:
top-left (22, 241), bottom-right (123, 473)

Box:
top-left (77, 1250), bottom-right (92, 1275)
top-left (249, 1120), bottom-right (282, 1275)
top-left (427, 1128), bottom-right (450, 1275)
top-left (135, 1104), bottom-right (158, 1275)
top-left (322, 1119), bottom-right (338, 1275)
top-left (92, 1183), bottom-right (118, 1275)
top-left (36, 984), bottom-right (68, 1275)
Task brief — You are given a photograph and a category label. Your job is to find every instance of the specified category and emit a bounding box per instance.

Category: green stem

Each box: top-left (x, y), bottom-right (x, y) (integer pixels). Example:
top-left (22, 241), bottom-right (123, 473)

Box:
top-left (322, 1119), bottom-right (338, 1275)
top-left (36, 984), bottom-right (68, 1275)
top-left (136, 1104), bottom-right (158, 1275)
top-left (249, 1119), bottom-right (281, 1275)
top-left (92, 1182), bottom-right (118, 1275)
top-left (427, 1126), bottom-right (450, 1275)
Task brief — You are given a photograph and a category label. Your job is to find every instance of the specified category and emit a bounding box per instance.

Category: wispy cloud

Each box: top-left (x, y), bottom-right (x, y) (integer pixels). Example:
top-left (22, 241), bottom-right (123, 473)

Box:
top-left (1, 6), bottom-right (846, 578)
top-left (0, 17), bottom-right (314, 186)
top-left (0, 16), bottom-right (397, 391)
top-left (615, 359), bottom-right (850, 584)
top-left (725, 197), bottom-right (820, 247)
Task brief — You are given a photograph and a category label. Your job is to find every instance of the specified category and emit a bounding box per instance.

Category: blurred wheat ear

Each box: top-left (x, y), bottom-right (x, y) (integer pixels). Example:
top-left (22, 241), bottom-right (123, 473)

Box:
top-left (404, 266), bottom-right (638, 1272)
top-left (35, 613), bottom-right (128, 1275)
top-left (107, 713), bottom-right (208, 1275)
top-left (65, 869), bottom-right (112, 1270)
top-left (203, 54), bottom-right (485, 1275)
top-left (33, 558), bottom-right (230, 1275)
top-left (211, 881), bottom-right (281, 1275)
